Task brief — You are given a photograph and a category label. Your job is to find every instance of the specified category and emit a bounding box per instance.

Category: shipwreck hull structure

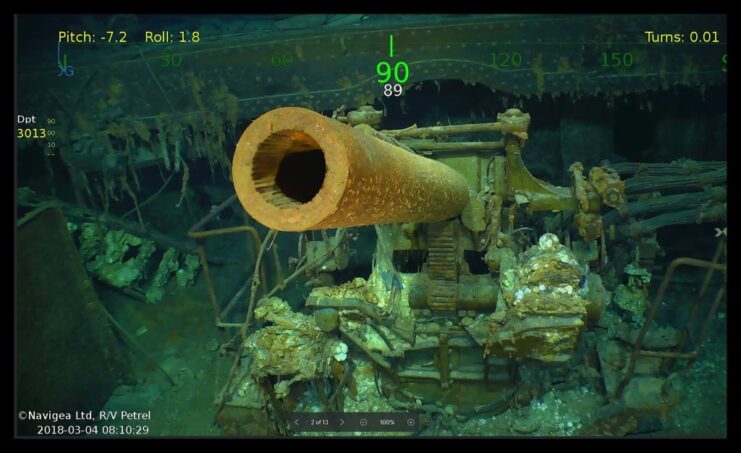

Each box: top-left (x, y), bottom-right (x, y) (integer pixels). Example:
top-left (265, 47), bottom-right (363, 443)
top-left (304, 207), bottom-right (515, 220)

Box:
top-left (19, 15), bottom-right (725, 125)
top-left (15, 13), bottom-right (727, 437)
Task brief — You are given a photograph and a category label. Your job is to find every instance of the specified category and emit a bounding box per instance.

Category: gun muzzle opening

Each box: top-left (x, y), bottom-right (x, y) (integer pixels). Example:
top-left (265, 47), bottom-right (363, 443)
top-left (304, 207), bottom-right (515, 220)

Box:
top-left (252, 130), bottom-right (327, 207)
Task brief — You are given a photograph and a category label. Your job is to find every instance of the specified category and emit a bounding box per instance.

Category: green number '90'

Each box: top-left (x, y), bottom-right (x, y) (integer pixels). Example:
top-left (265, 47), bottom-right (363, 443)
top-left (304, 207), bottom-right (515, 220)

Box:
top-left (377, 61), bottom-right (410, 84)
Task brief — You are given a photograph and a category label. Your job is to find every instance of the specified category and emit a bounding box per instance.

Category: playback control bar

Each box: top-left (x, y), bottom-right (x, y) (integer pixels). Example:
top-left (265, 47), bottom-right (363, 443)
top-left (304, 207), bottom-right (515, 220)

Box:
top-left (291, 412), bottom-right (420, 432)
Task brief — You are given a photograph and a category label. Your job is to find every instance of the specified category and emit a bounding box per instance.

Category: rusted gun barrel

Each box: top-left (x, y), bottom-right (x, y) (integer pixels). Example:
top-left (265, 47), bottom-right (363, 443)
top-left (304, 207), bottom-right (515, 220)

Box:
top-left (232, 107), bottom-right (470, 231)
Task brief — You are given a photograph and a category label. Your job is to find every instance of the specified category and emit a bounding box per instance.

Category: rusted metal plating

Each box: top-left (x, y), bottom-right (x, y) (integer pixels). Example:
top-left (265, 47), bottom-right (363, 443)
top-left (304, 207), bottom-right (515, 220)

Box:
top-left (232, 107), bottom-right (470, 231)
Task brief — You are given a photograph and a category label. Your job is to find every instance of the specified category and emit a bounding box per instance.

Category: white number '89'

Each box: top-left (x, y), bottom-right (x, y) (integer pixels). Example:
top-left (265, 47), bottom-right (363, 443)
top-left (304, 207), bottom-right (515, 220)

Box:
top-left (384, 84), bottom-right (403, 97)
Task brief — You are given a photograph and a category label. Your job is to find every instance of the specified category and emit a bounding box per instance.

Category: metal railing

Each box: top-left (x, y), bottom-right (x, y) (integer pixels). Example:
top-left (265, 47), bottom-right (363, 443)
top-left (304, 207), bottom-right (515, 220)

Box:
top-left (187, 194), bottom-right (283, 329)
top-left (615, 238), bottom-right (726, 398)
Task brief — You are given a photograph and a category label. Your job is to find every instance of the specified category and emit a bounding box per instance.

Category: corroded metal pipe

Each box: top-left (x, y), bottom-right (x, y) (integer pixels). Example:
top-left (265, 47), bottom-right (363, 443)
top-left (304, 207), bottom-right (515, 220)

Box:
top-left (232, 107), bottom-right (470, 231)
